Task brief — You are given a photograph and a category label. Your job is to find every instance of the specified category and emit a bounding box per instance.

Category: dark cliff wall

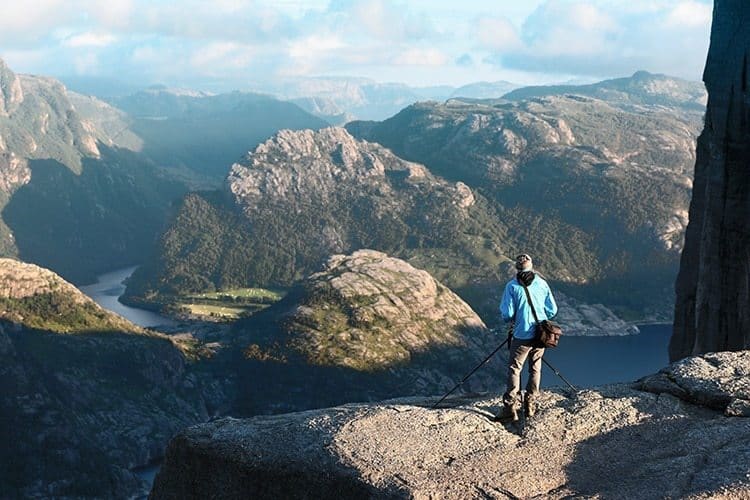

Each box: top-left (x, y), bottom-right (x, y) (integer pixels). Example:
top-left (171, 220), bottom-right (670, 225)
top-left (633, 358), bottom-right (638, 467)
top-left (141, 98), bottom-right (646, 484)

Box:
top-left (671, 0), bottom-right (750, 360)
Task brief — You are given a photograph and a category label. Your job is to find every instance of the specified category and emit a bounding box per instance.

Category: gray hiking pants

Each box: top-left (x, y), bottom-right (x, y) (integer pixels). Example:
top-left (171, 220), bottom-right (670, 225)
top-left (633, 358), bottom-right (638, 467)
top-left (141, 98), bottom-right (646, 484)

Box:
top-left (503, 337), bottom-right (545, 408)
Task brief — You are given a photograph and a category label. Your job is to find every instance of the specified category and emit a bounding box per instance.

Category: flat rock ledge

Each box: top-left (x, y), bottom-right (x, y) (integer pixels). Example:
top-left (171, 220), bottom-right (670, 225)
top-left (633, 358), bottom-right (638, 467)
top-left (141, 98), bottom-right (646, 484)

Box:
top-left (151, 351), bottom-right (750, 500)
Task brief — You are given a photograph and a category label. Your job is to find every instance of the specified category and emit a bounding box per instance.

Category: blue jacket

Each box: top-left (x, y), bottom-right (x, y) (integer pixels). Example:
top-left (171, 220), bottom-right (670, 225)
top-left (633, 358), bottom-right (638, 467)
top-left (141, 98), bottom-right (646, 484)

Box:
top-left (499, 273), bottom-right (558, 340)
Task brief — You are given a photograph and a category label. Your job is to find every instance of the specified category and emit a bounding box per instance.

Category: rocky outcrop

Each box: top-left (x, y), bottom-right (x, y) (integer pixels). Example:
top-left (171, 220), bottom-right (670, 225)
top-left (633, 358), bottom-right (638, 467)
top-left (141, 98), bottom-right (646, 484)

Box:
top-left (226, 128), bottom-right (476, 214)
top-left (0, 257), bottom-right (140, 332)
top-left (151, 350), bottom-right (750, 499)
top-left (266, 250), bottom-right (485, 371)
top-left (671, 1), bottom-right (750, 360)
top-left (0, 257), bottom-right (95, 301)
top-left (553, 291), bottom-right (641, 336)
top-left (228, 251), bottom-right (501, 413)
top-left (0, 259), bottom-right (210, 497)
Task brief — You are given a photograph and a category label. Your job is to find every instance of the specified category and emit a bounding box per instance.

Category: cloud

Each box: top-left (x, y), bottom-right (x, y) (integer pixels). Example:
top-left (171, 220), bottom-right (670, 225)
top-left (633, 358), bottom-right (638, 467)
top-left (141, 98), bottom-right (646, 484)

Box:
top-left (391, 48), bottom-right (448, 67)
top-left (190, 42), bottom-right (256, 72)
top-left (476, 17), bottom-right (521, 51)
top-left (455, 53), bottom-right (474, 67)
top-left (480, 0), bottom-right (711, 79)
top-left (665, 0), bottom-right (712, 27)
top-left (0, 0), bottom-right (77, 46)
top-left (83, 0), bottom-right (134, 30)
top-left (0, 0), bottom-right (713, 89)
top-left (326, 0), bottom-right (436, 42)
top-left (63, 32), bottom-right (117, 48)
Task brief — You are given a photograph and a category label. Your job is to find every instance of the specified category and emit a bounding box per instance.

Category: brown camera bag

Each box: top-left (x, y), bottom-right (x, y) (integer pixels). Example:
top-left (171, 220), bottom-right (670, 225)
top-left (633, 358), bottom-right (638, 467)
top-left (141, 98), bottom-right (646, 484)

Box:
top-left (522, 284), bottom-right (562, 348)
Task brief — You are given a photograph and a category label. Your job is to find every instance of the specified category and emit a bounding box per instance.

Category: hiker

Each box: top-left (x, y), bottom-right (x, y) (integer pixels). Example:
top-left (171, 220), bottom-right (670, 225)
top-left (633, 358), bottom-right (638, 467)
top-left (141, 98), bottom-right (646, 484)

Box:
top-left (495, 254), bottom-right (557, 422)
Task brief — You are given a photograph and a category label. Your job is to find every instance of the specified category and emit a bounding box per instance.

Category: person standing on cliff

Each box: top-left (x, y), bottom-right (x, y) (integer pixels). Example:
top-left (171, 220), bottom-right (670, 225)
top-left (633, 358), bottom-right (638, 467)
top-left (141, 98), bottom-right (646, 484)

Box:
top-left (494, 254), bottom-right (557, 423)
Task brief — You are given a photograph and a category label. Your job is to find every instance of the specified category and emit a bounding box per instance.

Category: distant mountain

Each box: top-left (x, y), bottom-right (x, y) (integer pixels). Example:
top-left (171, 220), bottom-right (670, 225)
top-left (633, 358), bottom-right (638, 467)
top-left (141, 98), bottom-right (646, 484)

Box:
top-left (290, 95), bottom-right (355, 125)
top-left (123, 127), bottom-right (511, 308)
top-left (347, 75), bottom-right (703, 317)
top-left (412, 85), bottom-right (456, 100)
top-left (450, 80), bottom-right (519, 99)
top-left (257, 76), bottom-right (431, 121)
top-left (0, 258), bottom-right (208, 497)
top-left (110, 88), bottom-right (329, 179)
top-left (503, 71), bottom-right (706, 111)
top-left (59, 75), bottom-right (144, 98)
top-left (67, 92), bottom-right (142, 150)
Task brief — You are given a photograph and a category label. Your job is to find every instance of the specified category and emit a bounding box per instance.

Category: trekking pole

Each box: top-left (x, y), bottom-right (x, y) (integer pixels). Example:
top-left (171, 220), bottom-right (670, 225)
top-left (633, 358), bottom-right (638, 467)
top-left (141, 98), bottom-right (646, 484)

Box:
top-left (542, 358), bottom-right (577, 393)
top-left (431, 328), bottom-right (510, 409)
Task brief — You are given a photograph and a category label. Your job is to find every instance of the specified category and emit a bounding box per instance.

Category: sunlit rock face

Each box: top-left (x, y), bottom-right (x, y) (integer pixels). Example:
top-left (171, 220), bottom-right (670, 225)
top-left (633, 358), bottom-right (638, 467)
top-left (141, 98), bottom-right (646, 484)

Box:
top-left (150, 350), bottom-right (750, 499)
top-left (671, 0), bottom-right (750, 360)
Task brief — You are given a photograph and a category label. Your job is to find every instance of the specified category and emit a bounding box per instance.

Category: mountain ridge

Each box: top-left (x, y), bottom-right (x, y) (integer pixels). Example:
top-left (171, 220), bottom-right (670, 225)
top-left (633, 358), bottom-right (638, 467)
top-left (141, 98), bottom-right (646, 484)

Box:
top-left (502, 70), bottom-right (707, 111)
top-left (346, 77), bottom-right (702, 318)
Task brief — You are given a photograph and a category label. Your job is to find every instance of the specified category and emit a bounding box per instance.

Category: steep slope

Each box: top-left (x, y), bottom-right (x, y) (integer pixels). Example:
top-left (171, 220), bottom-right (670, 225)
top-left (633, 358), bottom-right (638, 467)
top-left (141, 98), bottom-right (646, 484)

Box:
top-left (3, 147), bottom-right (186, 283)
top-left (347, 79), bottom-right (703, 317)
top-left (124, 127), bottom-right (510, 306)
top-left (111, 88), bottom-right (328, 180)
top-left (0, 58), bottom-right (189, 283)
top-left (151, 350), bottom-right (750, 499)
top-left (0, 259), bottom-right (208, 498)
top-left (67, 91), bottom-right (143, 151)
top-left (226, 250), bottom-right (501, 413)
top-left (672, 0), bottom-right (750, 360)
top-left (0, 61), bottom-right (102, 173)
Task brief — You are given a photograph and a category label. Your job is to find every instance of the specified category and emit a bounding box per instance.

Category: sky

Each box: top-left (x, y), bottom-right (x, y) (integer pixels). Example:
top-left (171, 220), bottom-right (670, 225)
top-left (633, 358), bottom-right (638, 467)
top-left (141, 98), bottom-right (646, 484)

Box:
top-left (0, 0), bottom-right (713, 91)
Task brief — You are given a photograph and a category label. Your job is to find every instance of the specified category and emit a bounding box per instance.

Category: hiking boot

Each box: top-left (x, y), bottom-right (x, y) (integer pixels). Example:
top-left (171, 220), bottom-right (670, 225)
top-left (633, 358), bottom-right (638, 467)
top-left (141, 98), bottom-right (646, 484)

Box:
top-left (524, 394), bottom-right (536, 419)
top-left (492, 405), bottom-right (519, 423)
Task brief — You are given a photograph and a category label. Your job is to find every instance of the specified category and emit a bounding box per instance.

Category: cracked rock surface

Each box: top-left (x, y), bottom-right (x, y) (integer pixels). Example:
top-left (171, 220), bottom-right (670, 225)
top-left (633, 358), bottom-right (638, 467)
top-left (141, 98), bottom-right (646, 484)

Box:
top-left (151, 350), bottom-right (750, 499)
top-left (639, 350), bottom-right (750, 416)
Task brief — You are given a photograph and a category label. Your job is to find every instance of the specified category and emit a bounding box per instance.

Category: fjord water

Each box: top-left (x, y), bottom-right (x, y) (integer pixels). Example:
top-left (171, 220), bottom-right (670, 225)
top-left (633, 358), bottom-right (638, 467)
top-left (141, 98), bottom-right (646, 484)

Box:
top-left (538, 324), bottom-right (672, 389)
top-left (80, 267), bottom-right (175, 327)
top-left (81, 268), bottom-right (671, 389)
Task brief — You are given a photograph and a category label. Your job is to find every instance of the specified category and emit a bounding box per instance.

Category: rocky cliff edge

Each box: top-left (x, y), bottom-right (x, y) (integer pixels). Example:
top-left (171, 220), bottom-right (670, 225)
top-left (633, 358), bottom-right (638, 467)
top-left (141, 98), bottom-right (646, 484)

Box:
top-left (151, 350), bottom-right (750, 499)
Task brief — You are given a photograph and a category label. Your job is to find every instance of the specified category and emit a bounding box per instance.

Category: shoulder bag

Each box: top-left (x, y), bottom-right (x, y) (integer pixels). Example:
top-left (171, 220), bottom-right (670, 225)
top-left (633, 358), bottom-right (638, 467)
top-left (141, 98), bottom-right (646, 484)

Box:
top-left (521, 284), bottom-right (562, 348)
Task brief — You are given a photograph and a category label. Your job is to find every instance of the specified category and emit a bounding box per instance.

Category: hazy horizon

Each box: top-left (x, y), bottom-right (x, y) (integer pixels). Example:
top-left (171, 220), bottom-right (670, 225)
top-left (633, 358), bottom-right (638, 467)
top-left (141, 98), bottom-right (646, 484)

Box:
top-left (1, 0), bottom-right (712, 93)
